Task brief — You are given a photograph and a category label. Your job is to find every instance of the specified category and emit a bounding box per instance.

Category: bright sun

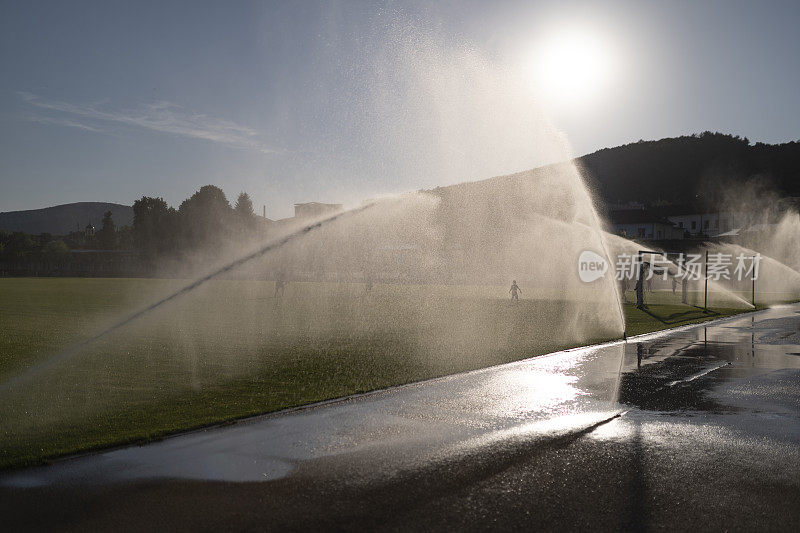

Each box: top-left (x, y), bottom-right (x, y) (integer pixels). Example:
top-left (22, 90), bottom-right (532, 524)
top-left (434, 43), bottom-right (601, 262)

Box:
top-left (531, 29), bottom-right (613, 105)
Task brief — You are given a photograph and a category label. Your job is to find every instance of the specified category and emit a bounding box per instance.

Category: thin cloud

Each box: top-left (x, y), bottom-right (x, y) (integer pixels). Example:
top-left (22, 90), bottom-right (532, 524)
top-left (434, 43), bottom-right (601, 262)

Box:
top-left (25, 114), bottom-right (110, 133)
top-left (19, 92), bottom-right (281, 154)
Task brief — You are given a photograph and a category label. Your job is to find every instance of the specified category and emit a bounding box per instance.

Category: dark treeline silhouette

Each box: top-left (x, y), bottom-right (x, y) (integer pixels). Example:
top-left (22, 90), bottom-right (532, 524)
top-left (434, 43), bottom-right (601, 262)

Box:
top-left (0, 209), bottom-right (136, 276)
top-left (0, 210), bottom-right (132, 259)
top-left (0, 232), bottom-right (71, 262)
top-left (0, 187), bottom-right (259, 276)
top-left (578, 132), bottom-right (800, 206)
top-left (133, 186), bottom-right (258, 262)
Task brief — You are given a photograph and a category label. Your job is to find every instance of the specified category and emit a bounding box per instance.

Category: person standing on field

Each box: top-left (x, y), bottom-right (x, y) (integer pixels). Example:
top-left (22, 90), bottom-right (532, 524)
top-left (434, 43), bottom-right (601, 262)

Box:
top-left (509, 280), bottom-right (521, 304)
top-left (274, 273), bottom-right (286, 297)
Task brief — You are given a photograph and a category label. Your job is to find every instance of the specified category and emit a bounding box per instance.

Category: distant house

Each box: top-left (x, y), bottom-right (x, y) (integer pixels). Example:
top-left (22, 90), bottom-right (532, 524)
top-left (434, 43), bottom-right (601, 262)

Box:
top-left (267, 201), bottom-right (345, 234)
top-left (293, 202), bottom-right (343, 220)
top-left (610, 210), bottom-right (684, 240)
top-left (614, 202), bottom-right (793, 240)
top-left (652, 204), bottom-right (751, 237)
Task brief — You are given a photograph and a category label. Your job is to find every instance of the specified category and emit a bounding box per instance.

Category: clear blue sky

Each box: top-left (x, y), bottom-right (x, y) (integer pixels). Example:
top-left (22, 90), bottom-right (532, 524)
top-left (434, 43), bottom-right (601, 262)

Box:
top-left (1, 0), bottom-right (799, 218)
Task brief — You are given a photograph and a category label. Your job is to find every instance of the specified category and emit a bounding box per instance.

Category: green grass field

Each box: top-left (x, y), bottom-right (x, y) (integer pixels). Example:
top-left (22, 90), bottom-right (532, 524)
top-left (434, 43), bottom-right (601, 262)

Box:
top-left (0, 277), bottom-right (759, 470)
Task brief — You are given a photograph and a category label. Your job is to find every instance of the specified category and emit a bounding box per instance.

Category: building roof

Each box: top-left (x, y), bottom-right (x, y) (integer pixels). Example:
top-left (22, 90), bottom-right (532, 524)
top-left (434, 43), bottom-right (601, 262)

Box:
top-left (293, 202), bottom-right (342, 208)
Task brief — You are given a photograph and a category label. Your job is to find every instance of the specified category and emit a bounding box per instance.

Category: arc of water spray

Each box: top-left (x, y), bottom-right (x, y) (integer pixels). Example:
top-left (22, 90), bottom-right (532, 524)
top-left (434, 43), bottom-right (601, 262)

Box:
top-left (604, 232), bottom-right (756, 309)
top-left (522, 191), bottom-right (628, 338)
top-left (521, 207), bottom-right (628, 338)
top-left (0, 203), bottom-right (377, 392)
top-left (649, 246), bottom-right (753, 309)
top-left (1, 190), bottom-right (641, 393)
top-left (705, 242), bottom-right (800, 301)
top-left (590, 214), bottom-right (627, 339)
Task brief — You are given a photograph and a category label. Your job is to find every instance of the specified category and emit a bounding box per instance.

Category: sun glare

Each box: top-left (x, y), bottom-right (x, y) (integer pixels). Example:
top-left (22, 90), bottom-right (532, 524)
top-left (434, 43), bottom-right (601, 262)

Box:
top-left (531, 28), bottom-right (613, 106)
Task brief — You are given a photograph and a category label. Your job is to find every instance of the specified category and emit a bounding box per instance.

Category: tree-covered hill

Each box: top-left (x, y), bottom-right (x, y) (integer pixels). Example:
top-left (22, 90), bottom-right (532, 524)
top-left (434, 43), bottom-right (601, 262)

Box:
top-left (577, 132), bottom-right (800, 205)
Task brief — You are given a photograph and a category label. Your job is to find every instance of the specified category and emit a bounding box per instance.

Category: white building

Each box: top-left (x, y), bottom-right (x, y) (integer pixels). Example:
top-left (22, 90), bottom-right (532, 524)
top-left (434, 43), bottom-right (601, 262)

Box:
top-left (611, 210), bottom-right (685, 240)
top-left (663, 210), bottom-right (751, 236)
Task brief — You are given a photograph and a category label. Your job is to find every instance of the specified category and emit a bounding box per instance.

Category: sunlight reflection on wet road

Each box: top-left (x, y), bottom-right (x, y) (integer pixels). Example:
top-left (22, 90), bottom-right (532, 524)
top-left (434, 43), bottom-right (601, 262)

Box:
top-left (2, 338), bottom-right (626, 487)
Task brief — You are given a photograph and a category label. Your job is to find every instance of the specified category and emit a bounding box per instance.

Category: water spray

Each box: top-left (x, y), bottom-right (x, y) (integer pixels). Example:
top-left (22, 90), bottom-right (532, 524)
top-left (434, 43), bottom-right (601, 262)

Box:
top-left (0, 203), bottom-right (378, 392)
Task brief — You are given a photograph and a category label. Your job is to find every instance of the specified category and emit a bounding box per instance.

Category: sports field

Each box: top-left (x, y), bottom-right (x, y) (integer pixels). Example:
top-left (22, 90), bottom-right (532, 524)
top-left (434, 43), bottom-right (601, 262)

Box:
top-left (0, 277), bottom-right (757, 469)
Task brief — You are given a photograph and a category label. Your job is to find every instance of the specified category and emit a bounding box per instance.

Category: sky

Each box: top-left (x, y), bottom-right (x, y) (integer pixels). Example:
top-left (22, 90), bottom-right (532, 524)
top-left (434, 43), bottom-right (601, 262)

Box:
top-left (1, 0), bottom-right (799, 218)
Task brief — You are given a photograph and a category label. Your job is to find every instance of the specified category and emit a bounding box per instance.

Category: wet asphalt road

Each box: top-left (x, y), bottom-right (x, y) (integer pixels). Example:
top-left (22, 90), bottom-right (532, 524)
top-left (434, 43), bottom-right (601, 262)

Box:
top-left (2, 305), bottom-right (800, 531)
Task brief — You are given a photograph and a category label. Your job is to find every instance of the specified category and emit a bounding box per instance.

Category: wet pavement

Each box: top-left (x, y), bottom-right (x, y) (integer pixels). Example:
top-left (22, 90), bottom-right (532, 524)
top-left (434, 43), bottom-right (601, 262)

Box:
top-left (2, 305), bottom-right (800, 531)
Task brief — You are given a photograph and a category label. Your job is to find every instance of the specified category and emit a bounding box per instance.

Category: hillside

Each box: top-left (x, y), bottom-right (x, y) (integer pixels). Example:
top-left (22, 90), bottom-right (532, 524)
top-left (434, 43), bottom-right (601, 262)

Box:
top-left (577, 132), bottom-right (800, 205)
top-left (0, 202), bottom-right (134, 235)
top-left (431, 133), bottom-right (800, 212)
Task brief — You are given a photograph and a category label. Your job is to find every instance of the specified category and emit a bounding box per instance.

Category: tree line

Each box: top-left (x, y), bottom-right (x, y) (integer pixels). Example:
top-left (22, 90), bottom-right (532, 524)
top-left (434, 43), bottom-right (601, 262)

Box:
top-left (0, 210), bottom-right (131, 261)
top-left (0, 186), bottom-right (259, 263)
top-left (133, 185), bottom-right (259, 259)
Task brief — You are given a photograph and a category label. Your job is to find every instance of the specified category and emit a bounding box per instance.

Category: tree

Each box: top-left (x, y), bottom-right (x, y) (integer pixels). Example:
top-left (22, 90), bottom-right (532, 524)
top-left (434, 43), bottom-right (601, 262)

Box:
top-left (178, 185), bottom-right (233, 249)
top-left (133, 196), bottom-right (179, 257)
top-left (3, 232), bottom-right (37, 260)
top-left (234, 192), bottom-right (257, 235)
top-left (116, 225), bottom-right (134, 250)
top-left (42, 240), bottom-right (70, 262)
top-left (234, 192), bottom-right (255, 219)
top-left (96, 211), bottom-right (117, 249)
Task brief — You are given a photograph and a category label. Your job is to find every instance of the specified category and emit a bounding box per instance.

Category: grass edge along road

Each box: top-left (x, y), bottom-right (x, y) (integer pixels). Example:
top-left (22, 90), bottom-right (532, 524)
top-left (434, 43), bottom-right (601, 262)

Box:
top-left (0, 277), bottom-right (764, 471)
